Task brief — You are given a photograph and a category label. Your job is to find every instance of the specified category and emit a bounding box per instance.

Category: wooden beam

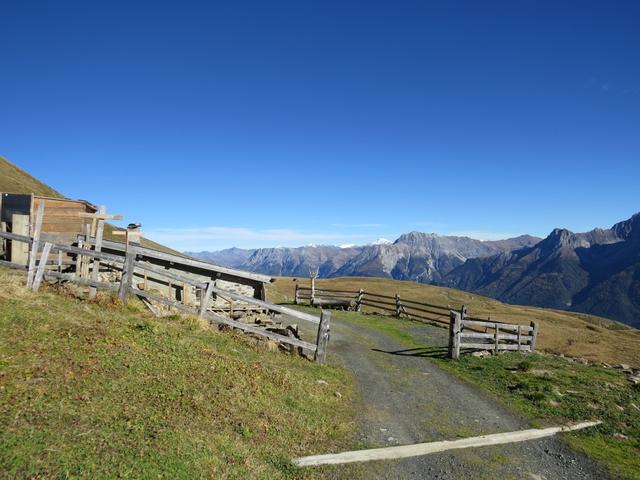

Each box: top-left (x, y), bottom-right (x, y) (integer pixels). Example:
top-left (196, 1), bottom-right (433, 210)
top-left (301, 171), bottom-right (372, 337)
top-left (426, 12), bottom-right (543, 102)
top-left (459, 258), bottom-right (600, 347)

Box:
top-left (43, 271), bottom-right (117, 291)
top-left (199, 282), bottom-right (214, 318)
top-left (89, 206), bottom-right (106, 299)
top-left (118, 246), bottom-right (137, 302)
top-left (462, 319), bottom-right (534, 333)
top-left (459, 332), bottom-right (533, 342)
top-left (460, 343), bottom-right (532, 351)
top-left (80, 236), bottom-right (272, 284)
top-left (49, 243), bottom-right (125, 264)
top-left (0, 230), bottom-right (32, 244)
top-left (112, 230), bottom-right (144, 237)
top-left (26, 202), bottom-right (45, 287)
top-left (131, 288), bottom-right (318, 352)
top-left (32, 242), bottom-right (52, 292)
top-left (293, 421), bottom-right (602, 467)
top-left (0, 259), bottom-right (28, 269)
top-left (530, 321), bottom-right (539, 351)
top-left (77, 212), bottom-right (123, 220)
top-left (314, 310), bottom-right (331, 364)
top-left (209, 284), bottom-right (320, 325)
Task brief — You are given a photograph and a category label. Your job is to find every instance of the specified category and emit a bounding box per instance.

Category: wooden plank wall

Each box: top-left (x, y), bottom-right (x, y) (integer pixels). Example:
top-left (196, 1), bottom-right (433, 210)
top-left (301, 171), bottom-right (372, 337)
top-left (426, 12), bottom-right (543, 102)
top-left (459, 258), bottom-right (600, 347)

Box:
top-left (32, 197), bottom-right (94, 236)
top-left (11, 214), bottom-right (30, 265)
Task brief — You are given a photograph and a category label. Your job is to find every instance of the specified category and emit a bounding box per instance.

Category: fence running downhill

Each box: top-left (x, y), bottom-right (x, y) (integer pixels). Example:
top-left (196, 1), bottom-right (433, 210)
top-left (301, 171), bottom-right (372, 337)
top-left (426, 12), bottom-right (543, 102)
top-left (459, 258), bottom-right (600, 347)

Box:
top-left (295, 284), bottom-right (539, 359)
top-left (0, 206), bottom-right (332, 364)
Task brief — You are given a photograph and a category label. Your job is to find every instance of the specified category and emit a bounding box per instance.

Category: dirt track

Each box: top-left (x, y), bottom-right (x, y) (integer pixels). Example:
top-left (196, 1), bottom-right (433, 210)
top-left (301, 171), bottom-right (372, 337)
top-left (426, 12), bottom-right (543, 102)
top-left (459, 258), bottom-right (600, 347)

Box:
top-left (322, 318), bottom-right (608, 480)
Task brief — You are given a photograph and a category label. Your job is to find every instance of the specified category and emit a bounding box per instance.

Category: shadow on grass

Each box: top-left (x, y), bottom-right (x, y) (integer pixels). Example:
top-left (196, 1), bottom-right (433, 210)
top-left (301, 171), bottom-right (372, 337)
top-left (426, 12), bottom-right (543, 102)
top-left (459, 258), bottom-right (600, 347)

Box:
top-left (371, 346), bottom-right (450, 359)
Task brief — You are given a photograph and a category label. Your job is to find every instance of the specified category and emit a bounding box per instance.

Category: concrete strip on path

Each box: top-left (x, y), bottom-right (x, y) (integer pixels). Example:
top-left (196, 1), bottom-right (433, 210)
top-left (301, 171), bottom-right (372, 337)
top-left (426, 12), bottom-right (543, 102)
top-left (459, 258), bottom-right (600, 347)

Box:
top-left (294, 421), bottom-right (601, 467)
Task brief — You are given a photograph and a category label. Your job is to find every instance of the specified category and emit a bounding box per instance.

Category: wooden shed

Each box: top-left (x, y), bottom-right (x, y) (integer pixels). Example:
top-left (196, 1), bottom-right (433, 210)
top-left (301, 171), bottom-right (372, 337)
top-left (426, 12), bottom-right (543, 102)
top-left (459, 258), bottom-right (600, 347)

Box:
top-left (0, 193), bottom-right (97, 265)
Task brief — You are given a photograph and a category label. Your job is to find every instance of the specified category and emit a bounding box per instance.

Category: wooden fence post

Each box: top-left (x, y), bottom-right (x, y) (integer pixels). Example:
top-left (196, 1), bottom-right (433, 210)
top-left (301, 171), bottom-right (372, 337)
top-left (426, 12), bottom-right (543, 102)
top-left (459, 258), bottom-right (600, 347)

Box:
top-left (453, 312), bottom-right (461, 359)
top-left (494, 324), bottom-right (500, 355)
top-left (395, 294), bottom-right (401, 317)
top-left (32, 242), bottom-right (52, 292)
top-left (199, 281), bottom-right (214, 318)
top-left (530, 321), bottom-right (539, 351)
top-left (0, 221), bottom-right (5, 258)
top-left (448, 310), bottom-right (456, 357)
top-left (294, 283), bottom-right (299, 304)
top-left (89, 205), bottom-right (107, 298)
top-left (314, 310), bottom-right (331, 364)
top-left (75, 234), bottom-right (85, 278)
top-left (118, 246), bottom-right (137, 302)
top-left (26, 201), bottom-right (45, 288)
top-left (517, 325), bottom-right (522, 352)
top-left (356, 289), bottom-right (364, 312)
top-left (449, 311), bottom-right (462, 359)
top-left (81, 223), bottom-right (92, 278)
top-left (89, 206), bottom-right (106, 299)
top-left (57, 251), bottom-right (63, 283)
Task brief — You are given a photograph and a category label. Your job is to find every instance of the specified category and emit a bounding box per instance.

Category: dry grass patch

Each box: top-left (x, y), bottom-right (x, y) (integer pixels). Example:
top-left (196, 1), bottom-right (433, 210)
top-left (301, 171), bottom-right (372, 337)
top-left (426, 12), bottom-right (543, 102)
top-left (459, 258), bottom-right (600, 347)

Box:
top-left (268, 276), bottom-right (640, 366)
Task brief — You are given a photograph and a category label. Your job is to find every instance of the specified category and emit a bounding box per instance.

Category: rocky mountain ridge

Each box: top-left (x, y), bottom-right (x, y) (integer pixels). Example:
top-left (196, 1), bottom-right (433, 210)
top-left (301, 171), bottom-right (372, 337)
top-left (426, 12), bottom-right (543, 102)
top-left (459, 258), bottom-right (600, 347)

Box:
top-left (187, 233), bottom-right (540, 281)
top-left (442, 213), bottom-right (640, 327)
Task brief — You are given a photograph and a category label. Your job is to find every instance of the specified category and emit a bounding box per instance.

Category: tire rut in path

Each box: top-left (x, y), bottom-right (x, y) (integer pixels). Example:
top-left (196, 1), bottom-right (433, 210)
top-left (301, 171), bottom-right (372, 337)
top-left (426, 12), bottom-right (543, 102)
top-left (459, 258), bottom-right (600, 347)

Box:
top-left (327, 318), bottom-right (608, 480)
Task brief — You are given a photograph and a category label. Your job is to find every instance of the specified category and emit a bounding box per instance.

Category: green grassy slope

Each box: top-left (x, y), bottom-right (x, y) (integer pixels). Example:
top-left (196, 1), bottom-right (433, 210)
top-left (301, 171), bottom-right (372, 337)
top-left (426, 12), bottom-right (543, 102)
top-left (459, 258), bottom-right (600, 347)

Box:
top-left (0, 267), bottom-right (354, 478)
top-left (269, 276), bottom-right (640, 366)
top-left (0, 155), bottom-right (62, 197)
top-left (0, 155), bottom-right (180, 255)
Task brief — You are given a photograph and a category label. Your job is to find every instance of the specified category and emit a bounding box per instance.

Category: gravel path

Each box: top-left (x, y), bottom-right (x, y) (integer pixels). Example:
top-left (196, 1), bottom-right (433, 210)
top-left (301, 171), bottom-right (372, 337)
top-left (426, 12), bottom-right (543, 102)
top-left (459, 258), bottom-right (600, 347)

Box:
top-left (321, 318), bottom-right (609, 480)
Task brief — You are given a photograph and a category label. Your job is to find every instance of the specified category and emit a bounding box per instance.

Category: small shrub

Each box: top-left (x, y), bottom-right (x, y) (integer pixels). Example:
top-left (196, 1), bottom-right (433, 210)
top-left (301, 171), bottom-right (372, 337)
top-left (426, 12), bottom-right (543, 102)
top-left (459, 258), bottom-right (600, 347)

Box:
top-left (517, 360), bottom-right (533, 372)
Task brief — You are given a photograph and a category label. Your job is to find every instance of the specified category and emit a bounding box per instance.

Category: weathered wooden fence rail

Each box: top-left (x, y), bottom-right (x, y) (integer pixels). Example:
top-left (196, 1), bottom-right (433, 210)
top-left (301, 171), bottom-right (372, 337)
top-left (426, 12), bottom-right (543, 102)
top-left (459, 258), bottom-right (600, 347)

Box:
top-left (295, 283), bottom-right (539, 359)
top-left (0, 230), bottom-right (331, 364)
top-left (295, 285), bottom-right (452, 324)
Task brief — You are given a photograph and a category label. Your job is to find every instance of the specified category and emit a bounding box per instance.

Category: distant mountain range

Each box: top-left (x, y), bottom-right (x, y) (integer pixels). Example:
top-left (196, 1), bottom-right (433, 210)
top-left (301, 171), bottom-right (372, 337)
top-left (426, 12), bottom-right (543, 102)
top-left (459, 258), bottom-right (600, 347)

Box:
top-left (186, 233), bottom-right (541, 281)
top-left (441, 213), bottom-right (640, 328)
top-left (188, 213), bottom-right (640, 328)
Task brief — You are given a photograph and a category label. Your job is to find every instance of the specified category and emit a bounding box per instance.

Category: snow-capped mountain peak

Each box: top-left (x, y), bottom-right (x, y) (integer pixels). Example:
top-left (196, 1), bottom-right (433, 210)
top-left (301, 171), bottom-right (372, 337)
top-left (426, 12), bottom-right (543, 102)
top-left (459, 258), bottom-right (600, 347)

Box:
top-left (371, 238), bottom-right (392, 245)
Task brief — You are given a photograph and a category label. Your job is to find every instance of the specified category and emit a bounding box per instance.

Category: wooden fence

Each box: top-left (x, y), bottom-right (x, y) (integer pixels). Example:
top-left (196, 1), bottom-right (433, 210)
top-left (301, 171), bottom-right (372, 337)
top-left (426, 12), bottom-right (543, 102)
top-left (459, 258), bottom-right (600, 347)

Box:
top-left (448, 310), bottom-right (538, 359)
top-left (294, 284), bottom-right (539, 359)
top-left (295, 285), bottom-right (452, 325)
top-left (0, 230), bottom-right (332, 364)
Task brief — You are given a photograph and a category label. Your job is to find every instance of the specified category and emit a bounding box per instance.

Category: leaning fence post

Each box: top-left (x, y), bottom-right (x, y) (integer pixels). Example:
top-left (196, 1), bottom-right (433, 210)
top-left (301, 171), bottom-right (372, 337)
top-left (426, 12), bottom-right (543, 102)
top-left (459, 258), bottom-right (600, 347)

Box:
top-left (199, 281), bottom-right (214, 318)
top-left (32, 242), bottom-right (52, 292)
top-left (314, 310), bottom-right (331, 364)
top-left (294, 283), bottom-right (299, 304)
top-left (395, 293), bottom-right (401, 317)
top-left (26, 201), bottom-right (45, 288)
top-left (75, 234), bottom-right (85, 279)
top-left (118, 245), bottom-right (137, 302)
top-left (530, 321), bottom-right (538, 352)
top-left (89, 205), bottom-right (106, 299)
top-left (356, 288), bottom-right (364, 312)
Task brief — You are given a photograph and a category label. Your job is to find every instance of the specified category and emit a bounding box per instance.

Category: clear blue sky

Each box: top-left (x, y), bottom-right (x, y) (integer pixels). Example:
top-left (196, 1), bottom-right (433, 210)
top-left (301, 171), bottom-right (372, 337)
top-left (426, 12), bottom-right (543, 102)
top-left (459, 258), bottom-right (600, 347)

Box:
top-left (1, 1), bottom-right (638, 251)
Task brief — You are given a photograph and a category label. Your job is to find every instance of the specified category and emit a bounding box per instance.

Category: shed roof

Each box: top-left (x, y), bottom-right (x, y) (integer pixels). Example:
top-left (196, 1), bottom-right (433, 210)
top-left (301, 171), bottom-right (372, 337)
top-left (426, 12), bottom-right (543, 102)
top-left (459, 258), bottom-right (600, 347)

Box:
top-left (33, 195), bottom-right (98, 212)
